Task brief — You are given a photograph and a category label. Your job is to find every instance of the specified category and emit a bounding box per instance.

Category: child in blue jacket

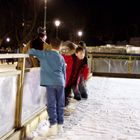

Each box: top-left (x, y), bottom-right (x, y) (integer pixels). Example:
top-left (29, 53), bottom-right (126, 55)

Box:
top-left (29, 38), bottom-right (66, 137)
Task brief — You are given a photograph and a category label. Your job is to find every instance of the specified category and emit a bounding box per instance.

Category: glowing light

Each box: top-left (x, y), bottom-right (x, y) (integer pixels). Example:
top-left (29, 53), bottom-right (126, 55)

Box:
top-left (77, 31), bottom-right (83, 37)
top-left (6, 37), bottom-right (10, 42)
top-left (54, 20), bottom-right (61, 27)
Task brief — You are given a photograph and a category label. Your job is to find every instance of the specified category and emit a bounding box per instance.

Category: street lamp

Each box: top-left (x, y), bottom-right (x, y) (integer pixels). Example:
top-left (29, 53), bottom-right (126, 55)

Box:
top-left (44, 0), bottom-right (47, 30)
top-left (6, 37), bottom-right (10, 43)
top-left (54, 20), bottom-right (61, 38)
top-left (77, 30), bottom-right (83, 41)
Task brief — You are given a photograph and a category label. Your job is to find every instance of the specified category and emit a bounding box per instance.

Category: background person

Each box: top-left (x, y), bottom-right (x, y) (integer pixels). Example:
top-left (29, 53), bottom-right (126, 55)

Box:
top-left (17, 27), bottom-right (51, 69)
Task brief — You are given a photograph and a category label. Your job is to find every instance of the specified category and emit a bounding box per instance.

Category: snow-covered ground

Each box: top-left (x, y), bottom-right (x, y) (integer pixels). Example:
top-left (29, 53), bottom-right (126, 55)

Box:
top-left (30, 76), bottom-right (140, 140)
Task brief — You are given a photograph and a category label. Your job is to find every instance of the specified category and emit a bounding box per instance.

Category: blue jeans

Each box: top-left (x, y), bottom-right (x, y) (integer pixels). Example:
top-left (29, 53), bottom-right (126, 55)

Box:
top-left (46, 85), bottom-right (65, 125)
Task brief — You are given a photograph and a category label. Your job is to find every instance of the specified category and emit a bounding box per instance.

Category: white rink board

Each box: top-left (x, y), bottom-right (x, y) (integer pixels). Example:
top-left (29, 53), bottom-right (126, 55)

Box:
top-left (0, 75), bottom-right (17, 138)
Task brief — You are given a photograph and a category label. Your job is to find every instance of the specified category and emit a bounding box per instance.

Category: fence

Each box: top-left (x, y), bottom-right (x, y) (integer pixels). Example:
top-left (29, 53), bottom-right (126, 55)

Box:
top-left (0, 54), bottom-right (47, 140)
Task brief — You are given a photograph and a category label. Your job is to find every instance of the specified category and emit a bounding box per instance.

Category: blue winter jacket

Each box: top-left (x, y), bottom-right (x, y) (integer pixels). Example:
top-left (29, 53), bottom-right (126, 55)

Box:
top-left (28, 49), bottom-right (66, 87)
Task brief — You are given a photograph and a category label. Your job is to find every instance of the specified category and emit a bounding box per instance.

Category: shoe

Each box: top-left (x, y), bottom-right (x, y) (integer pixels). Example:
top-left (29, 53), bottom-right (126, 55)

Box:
top-left (81, 92), bottom-right (88, 99)
top-left (58, 124), bottom-right (64, 134)
top-left (64, 107), bottom-right (73, 116)
top-left (46, 124), bottom-right (57, 137)
top-left (68, 98), bottom-right (78, 103)
top-left (74, 93), bottom-right (81, 101)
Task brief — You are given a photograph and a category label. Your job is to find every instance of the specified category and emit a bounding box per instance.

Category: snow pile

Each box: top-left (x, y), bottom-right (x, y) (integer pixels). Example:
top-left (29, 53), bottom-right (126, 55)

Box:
top-left (26, 120), bottom-right (50, 140)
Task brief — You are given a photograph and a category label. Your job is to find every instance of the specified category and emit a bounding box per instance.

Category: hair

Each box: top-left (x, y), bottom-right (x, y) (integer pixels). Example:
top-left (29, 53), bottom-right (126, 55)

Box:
top-left (50, 38), bottom-right (61, 49)
top-left (79, 41), bottom-right (86, 47)
top-left (75, 46), bottom-right (84, 53)
top-left (30, 37), bottom-right (44, 50)
top-left (65, 41), bottom-right (76, 50)
top-left (61, 41), bottom-right (76, 50)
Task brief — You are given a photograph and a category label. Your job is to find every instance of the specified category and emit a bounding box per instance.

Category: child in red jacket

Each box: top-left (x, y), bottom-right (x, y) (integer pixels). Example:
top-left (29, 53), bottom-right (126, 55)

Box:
top-left (62, 46), bottom-right (89, 106)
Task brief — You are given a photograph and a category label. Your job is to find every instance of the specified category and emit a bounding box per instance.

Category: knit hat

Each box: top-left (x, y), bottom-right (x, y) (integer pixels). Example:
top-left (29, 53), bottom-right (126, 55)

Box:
top-left (37, 27), bottom-right (46, 35)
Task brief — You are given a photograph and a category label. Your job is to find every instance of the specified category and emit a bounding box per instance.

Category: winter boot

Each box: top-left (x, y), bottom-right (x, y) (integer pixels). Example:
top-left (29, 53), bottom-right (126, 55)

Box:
top-left (58, 124), bottom-right (64, 134)
top-left (64, 107), bottom-right (72, 116)
top-left (74, 92), bottom-right (81, 101)
top-left (68, 97), bottom-right (78, 103)
top-left (81, 92), bottom-right (88, 99)
top-left (46, 124), bottom-right (58, 137)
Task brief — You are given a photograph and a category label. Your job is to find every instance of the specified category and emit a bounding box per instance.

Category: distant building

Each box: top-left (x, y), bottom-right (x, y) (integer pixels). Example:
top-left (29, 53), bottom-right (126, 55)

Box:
top-left (129, 37), bottom-right (140, 46)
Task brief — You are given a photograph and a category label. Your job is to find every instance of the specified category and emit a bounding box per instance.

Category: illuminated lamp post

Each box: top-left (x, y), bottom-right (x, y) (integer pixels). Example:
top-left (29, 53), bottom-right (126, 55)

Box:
top-left (54, 20), bottom-right (61, 39)
top-left (44, 0), bottom-right (47, 31)
top-left (77, 30), bottom-right (83, 41)
top-left (6, 37), bottom-right (10, 43)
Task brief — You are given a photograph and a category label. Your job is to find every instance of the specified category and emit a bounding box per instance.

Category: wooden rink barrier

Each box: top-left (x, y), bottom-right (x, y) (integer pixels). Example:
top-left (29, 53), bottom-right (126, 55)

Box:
top-left (87, 51), bottom-right (140, 78)
top-left (0, 54), bottom-right (48, 140)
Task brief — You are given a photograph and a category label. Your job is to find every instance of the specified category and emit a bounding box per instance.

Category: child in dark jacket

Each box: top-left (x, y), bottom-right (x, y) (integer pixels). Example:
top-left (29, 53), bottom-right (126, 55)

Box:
top-left (62, 46), bottom-right (89, 106)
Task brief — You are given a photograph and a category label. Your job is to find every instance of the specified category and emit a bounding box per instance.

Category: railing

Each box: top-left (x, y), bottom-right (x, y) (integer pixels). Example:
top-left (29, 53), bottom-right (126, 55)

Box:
top-left (88, 52), bottom-right (140, 78)
top-left (0, 54), bottom-right (47, 140)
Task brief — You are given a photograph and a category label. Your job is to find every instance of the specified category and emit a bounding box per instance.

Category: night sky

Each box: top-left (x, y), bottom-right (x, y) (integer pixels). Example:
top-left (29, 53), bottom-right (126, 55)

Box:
top-left (0, 0), bottom-right (140, 46)
top-left (48, 0), bottom-right (140, 45)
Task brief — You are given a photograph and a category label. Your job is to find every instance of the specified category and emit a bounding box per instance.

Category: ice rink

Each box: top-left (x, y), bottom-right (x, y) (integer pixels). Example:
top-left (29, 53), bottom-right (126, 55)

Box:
top-left (31, 76), bottom-right (140, 140)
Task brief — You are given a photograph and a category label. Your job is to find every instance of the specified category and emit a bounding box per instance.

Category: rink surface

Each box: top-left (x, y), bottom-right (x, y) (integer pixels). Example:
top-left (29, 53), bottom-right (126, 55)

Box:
top-left (34, 76), bottom-right (140, 140)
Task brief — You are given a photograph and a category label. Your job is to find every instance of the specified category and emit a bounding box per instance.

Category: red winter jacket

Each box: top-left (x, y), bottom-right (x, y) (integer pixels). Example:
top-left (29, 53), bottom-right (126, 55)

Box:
top-left (62, 54), bottom-right (89, 87)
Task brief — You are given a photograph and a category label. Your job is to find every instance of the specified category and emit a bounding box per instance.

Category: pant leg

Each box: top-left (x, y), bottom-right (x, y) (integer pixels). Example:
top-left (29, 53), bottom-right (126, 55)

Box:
top-left (56, 86), bottom-right (65, 125)
top-left (73, 84), bottom-right (81, 101)
top-left (46, 86), bottom-right (57, 125)
top-left (65, 86), bottom-right (71, 106)
top-left (71, 75), bottom-right (82, 101)
top-left (78, 76), bottom-right (88, 99)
